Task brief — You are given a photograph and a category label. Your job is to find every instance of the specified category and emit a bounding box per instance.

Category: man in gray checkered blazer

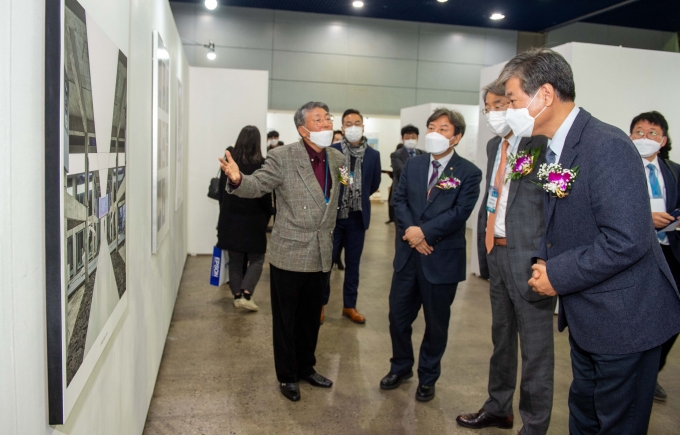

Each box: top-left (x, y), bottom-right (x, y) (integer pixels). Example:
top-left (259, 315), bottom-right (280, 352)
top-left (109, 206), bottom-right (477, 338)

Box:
top-left (219, 102), bottom-right (345, 403)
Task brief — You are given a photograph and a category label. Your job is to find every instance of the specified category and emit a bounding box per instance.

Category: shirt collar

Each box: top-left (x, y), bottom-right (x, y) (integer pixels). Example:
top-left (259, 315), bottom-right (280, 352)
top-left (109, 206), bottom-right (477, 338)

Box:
top-left (501, 134), bottom-right (518, 151)
top-left (303, 140), bottom-right (326, 161)
top-left (643, 155), bottom-right (661, 171)
top-left (429, 148), bottom-right (455, 169)
top-left (547, 106), bottom-right (580, 157)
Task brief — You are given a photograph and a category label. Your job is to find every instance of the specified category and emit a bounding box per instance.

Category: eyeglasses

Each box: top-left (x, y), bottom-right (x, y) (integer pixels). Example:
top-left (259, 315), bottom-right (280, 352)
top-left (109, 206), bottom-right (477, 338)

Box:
top-left (311, 115), bottom-right (334, 126)
top-left (481, 102), bottom-right (510, 115)
top-left (632, 130), bottom-right (664, 142)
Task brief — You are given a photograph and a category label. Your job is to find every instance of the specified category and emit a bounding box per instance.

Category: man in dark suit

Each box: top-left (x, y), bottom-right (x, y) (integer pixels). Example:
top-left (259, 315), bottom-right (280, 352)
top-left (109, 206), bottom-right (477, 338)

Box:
top-left (457, 82), bottom-right (553, 434)
top-left (380, 108), bottom-right (482, 402)
top-left (322, 109), bottom-right (381, 324)
top-left (499, 48), bottom-right (680, 433)
top-left (629, 110), bottom-right (680, 403)
top-left (389, 125), bottom-right (424, 224)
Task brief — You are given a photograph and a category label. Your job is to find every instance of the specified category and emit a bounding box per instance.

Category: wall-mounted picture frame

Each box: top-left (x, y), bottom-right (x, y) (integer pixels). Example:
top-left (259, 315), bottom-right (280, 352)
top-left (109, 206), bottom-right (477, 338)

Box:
top-left (45, 0), bottom-right (129, 424)
top-left (175, 78), bottom-right (184, 211)
top-left (152, 29), bottom-right (171, 253)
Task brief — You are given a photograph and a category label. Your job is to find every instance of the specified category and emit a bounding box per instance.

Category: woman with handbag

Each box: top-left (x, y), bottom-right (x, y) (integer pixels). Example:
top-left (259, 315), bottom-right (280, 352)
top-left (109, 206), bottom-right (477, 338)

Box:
top-left (217, 126), bottom-right (273, 311)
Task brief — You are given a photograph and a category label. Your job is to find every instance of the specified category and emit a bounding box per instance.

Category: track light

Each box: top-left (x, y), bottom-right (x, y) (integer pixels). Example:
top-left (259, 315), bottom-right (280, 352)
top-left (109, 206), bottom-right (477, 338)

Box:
top-left (490, 13), bottom-right (505, 20)
top-left (352, 1), bottom-right (364, 8)
top-left (204, 41), bottom-right (216, 60)
top-left (205, 0), bottom-right (217, 10)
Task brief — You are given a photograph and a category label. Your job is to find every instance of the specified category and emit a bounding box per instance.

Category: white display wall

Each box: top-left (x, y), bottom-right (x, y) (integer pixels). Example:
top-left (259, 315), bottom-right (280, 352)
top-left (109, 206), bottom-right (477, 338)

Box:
top-left (0, 0), bottom-right (190, 433)
top-left (470, 42), bottom-right (680, 276)
top-left (187, 68), bottom-right (269, 255)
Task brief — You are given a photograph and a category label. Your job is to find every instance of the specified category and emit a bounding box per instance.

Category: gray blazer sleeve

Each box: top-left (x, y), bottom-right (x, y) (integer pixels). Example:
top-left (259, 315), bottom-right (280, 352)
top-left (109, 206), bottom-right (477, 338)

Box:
top-left (226, 151), bottom-right (284, 198)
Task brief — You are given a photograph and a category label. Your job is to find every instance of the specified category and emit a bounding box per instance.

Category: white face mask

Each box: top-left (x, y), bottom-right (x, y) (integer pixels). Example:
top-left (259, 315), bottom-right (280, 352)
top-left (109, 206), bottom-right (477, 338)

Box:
top-left (403, 139), bottom-right (417, 150)
top-left (425, 132), bottom-right (455, 155)
top-left (344, 126), bottom-right (363, 143)
top-left (485, 110), bottom-right (512, 138)
top-left (633, 138), bottom-right (662, 158)
top-left (505, 91), bottom-right (546, 138)
top-left (268, 139), bottom-right (278, 146)
top-left (303, 127), bottom-right (333, 148)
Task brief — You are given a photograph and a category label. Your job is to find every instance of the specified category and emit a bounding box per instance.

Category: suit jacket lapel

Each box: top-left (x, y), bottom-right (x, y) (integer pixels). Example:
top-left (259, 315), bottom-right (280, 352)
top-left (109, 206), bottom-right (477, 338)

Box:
top-left (295, 141), bottom-right (326, 210)
top-left (659, 159), bottom-right (677, 212)
top-left (424, 152), bottom-right (461, 213)
top-left (546, 111), bottom-right (587, 225)
top-left (506, 137), bottom-right (547, 211)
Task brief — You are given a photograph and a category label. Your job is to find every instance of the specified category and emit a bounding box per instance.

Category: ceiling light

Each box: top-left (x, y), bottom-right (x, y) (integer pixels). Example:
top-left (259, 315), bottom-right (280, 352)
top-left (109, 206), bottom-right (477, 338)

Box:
top-left (205, 0), bottom-right (217, 10)
top-left (352, 1), bottom-right (364, 8)
top-left (437, 0), bottom-right (448, 3)
top-left (490, 13), bottom-right (505, 20)
top-left (207, 52), bottom-right (216, 60)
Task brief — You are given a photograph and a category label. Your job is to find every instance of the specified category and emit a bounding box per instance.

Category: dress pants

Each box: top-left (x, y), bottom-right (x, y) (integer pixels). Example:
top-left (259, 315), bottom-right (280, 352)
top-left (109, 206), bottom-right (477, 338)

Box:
top-left (323, 211), bottom-right (366, 308)
top-left (227, 251), bottom-right (265, 296)
top-left (269, 264), bottom-right (329, 383)
top-left (568, 335), bottom-right (660, 434)
top-left (660, 245), bottom-right (680, 371)
top-left (388, 251), bottom-right (458, 386)
top-left (484, 246), bottom-right (555, 435)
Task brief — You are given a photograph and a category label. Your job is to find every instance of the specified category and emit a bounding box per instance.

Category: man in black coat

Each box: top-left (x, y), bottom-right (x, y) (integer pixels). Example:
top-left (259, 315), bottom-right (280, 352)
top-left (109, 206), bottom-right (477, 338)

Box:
top-left (388, 125), bottom-right (424, 224)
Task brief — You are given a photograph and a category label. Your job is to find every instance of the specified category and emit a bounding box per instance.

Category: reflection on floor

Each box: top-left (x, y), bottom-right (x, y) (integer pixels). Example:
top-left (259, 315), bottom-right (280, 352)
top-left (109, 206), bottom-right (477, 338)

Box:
top-left (144, 202), bottom-right (679, 434)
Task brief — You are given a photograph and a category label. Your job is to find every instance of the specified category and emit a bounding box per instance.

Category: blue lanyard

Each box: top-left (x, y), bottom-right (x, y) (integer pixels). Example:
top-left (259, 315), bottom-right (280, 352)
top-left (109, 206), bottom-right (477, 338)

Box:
top-left (490, 136), bottom-right (520, 189)
top-left (324, 151), bottom-right (329, 204)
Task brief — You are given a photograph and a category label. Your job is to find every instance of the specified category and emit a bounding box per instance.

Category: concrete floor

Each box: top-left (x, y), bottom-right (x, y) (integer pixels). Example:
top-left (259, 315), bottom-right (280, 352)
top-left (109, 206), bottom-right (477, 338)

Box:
top-left (144, 202), bottom-right (679, 434)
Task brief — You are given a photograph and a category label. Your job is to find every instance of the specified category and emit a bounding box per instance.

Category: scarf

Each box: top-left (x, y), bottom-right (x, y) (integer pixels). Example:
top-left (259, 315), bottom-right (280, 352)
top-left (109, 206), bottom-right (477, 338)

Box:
top-left (339, 137), bottom-right (367, 220)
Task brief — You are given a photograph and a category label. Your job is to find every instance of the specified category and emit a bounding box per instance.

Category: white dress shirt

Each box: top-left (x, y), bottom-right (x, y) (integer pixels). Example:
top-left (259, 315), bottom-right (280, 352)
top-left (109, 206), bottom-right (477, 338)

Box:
top-left (487, 134), bottom-right (518, 238)
top-left (427, 149), bottom-right (455, 185)
top-left (547, 106), bottom-right (580, 164)
top-left (643, 156), bottom-right (669, 245)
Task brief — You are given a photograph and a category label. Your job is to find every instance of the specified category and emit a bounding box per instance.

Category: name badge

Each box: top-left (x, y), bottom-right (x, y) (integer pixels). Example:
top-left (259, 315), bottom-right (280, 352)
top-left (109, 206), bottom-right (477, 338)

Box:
top-left (486, 186), bottom-right (499, 213)
top-left (349, 171), bottom-right (355, 185)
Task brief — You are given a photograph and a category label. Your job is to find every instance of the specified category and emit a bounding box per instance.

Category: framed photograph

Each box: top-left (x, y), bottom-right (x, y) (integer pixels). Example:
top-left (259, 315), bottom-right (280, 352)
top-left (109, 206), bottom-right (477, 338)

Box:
top-left (45, 0), bottom-right (129, 424)
top-left (175, 78), bottom-right (184, 211)
top-left (152, 30), bottom-right (171, 253)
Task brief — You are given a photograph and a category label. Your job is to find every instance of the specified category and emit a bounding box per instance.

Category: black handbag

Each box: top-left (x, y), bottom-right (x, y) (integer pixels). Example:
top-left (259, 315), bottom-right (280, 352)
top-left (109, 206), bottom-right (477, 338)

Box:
top-left (207, 168), bottom-right (222, 200)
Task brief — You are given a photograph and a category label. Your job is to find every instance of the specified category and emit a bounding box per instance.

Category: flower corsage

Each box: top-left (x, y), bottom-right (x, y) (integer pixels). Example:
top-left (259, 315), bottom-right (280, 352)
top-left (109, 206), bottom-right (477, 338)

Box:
top-left (338, 166), bottom-right (350, 186)
top-left (435, 174), bottom-right (461, 190)
top-left (536, 163), bottom-right (579, 198)
top-left (506, 148), bottom-right (541, 182)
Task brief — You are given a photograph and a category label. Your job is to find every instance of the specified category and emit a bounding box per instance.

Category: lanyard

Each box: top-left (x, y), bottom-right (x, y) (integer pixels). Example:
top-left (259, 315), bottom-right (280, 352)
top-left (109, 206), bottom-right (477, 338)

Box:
top-left (489, 136), bottom-right (520, 190)
top-left (324, 151), bottom-right (329, 204)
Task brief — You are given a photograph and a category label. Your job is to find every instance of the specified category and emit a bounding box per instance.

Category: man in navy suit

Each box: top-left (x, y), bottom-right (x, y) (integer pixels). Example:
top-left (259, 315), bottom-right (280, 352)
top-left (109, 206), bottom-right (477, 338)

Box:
top-left (629, 111), bottom-right (680, 403)
top-left (498, 48), bottom-right (680, 433)
top-left (322, 109), bottom-right (381, 324)
top-left (380, 108), bottom-right (482, 402)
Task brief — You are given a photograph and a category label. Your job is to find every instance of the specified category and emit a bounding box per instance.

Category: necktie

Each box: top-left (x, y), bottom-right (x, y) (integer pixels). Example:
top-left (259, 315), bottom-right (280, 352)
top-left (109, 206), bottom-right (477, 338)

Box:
top-left (409, 150), bottom-right (415, 158)
top-left (485, 140), bottom-right (510, 253)
top-left (648, 164), bottom-right (668, 243)
top-left (546, 147), bottom-right (557, 164)
top-left (427, 160), bottom-right (441, 197)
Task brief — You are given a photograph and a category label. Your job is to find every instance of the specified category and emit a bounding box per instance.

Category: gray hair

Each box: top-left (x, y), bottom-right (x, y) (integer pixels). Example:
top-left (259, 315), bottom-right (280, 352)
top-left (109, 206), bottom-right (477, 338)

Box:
top-left (294, 101), bottom-right (330, 128)
top-left (497, 47), bottom-right (576, 102)
top-left (427, 108), bottom-right (466, 137)
top-left (482, 80), bottom-right (506, 102)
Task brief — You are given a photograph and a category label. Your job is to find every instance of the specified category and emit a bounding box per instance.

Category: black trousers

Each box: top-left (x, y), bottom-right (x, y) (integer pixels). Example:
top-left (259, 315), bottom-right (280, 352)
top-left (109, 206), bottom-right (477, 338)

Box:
top-left (323, 211), bottom-right (366, 308)
top-left (270, 264), bottom-right (329, 383)
top-left (388, 252), bottom-right (458, 386)
top-left (660, 244), bottom-right (680, 372)
top-left (568, 335), bottom-right (660, 434)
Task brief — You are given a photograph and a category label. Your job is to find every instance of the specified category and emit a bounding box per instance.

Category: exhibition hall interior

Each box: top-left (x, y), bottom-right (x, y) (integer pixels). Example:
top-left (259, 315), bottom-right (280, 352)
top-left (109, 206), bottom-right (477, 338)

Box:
top-left (2, 0), bottom-right (680, 433)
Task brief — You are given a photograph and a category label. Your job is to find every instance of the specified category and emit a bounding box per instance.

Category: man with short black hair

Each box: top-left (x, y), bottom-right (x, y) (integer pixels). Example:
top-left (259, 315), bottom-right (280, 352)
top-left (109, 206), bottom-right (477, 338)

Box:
top-left (267, 130), bottom-right (280, 153)
top-left (629, 110), bottom-right (680, 403)
top-left (322, 108), bottom-right (381, 324)
top-left (501, 48), bottom-right (680, 433)
top-left (381, 108), bottom-right (481, 403)
top-left (388, 125), bottom-right (423, 224)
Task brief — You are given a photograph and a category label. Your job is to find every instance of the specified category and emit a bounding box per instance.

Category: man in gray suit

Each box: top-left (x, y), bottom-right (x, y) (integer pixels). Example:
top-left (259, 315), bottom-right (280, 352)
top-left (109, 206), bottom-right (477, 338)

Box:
top-left (219, 102), bottom-right (345, 402)
top-left (457, 82), bottom-right (553, 434)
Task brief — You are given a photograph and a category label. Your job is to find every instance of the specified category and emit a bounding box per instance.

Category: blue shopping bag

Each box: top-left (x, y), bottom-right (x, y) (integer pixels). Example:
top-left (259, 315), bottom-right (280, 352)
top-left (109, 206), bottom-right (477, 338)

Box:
top-left (210, 246), bottom-right (229, 286)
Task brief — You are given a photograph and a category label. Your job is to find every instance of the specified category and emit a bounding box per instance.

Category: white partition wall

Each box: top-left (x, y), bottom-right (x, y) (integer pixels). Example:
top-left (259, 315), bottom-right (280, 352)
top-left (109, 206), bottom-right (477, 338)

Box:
top-left (470, 42), bottom-right (680, 276)
top-left (188, 68), bottom-right (269, 255)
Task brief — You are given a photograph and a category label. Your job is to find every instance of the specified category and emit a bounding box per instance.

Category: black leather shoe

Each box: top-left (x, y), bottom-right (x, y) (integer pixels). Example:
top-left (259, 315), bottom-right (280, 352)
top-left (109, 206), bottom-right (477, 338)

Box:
top-left (416, 384), bottom-right (435, 402)
top-left (456, 408), bottom-right (514, 429)
top-left (380, 371), bottom-right (413, 390)
top-left (301, 373), bottom-right (333, 388)
top-left (655, 381), bottom-right (667, 402)
top-left (279, 383), bottom-right (300, 402)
